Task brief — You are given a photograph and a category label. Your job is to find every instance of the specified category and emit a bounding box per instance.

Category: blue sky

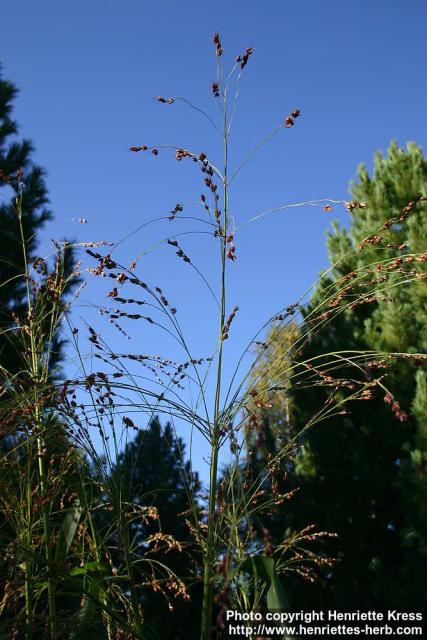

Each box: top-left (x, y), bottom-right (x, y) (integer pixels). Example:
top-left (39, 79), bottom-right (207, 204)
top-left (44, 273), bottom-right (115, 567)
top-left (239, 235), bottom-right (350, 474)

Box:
top-left (2, 0), bottom-right (427, 480)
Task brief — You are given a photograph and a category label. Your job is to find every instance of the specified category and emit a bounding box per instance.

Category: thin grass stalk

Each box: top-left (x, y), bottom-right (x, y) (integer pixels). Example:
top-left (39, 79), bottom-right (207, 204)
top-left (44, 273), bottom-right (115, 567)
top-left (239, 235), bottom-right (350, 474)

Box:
top-left (201, 80), bottom-right (229, 640)
top-left (120, 509), bottom-right (144, 638)
top-left (24, 456), bottom-right (33, 640)
top-left (15, 188), bottom-right (35, 639)
top-left (85, 491), bottom-right (113, 640)
top-left (16, 189), bottom-right (57, 638)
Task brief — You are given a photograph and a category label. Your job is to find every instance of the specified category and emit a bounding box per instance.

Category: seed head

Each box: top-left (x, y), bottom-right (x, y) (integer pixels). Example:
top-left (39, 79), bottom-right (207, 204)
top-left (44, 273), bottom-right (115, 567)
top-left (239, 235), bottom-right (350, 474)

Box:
top-left (176, 148), bottom-right (193, 161)
top-left (238, 47), bottom-right (253, 70)
top-left (284, 108), bottom-right (301, 129)
top-left (213, 32), bottom-right (223, 57)
top-left (16, 167), bottom-right (24, 187)
top-left (157, 96), bottom-right (175, 104)
top-left (226, 234), bottom-right (236, 261)
top-left (222, 306), bottom-right (239, 340)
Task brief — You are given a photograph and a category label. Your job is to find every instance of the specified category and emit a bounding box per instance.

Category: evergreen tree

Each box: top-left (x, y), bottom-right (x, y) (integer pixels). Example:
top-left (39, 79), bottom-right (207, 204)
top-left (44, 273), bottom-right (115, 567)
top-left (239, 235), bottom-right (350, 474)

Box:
top-left (0, 67), bottom-right (82, 637)
top-left (250, 142), bottom-right (427, 610)
top-left (0, 66), bottom-right (75, 377)
top-left (114, 417), bottom-right (202, 639)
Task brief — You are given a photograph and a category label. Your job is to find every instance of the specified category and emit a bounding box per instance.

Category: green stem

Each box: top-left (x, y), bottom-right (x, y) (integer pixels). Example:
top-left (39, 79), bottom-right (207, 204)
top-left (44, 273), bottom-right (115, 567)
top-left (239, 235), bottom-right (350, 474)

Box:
top-left (121, 517), bottom-right (144, 638)
top-left (37, 435), bottom-right (57, 639)
top-left (201, 441), bottom-right (219, 640)
top-left (87, 508), bottom-right (113, 640)
top-left (200, 80), bottom-right (229, 640)
top-left (24, 555), bottom-right (33, 640)
top-left (24, 431), bottom-right (34, 639)
top-left (17, 193), bottom-right (57, 638)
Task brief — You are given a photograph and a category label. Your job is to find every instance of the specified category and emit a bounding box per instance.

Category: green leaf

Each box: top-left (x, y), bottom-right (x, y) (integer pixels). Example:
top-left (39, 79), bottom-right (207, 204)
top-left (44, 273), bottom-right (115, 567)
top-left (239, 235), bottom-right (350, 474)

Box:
top-left (69, 561), bottom-right (107, 577)
top-left (241, 555), bottom-right (288, 610)
top-left (55, 498), bottom-right (83, 563)
top-left (69, 575), bottom-right (103, 640)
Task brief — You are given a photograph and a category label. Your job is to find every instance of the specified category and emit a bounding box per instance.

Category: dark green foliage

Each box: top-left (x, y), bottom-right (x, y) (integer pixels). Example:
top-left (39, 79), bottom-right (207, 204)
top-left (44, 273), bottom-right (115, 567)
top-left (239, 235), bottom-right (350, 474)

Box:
top-left (114, 417), bottom-right (203, 639)
top-left (0, 69), bottom-right (49, 373)
top-left (0, 66), bottom-right (77, 380)
top-left (261, 142), bottom-right (427, 610)
top-left (0, 68), bottom-right (83, 638)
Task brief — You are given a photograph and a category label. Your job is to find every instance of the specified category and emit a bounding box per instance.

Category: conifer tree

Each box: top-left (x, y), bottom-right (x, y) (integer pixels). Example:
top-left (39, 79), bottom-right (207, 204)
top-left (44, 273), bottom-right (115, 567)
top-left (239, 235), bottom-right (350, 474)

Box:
top-left (250, 142), bottom-right (427, 609)
top-left (0, 66), bottom-right (75, 377)
top-left (0, 68), bottom-right (81, 636)
top-left (114, 418), bottom-right (202, 639)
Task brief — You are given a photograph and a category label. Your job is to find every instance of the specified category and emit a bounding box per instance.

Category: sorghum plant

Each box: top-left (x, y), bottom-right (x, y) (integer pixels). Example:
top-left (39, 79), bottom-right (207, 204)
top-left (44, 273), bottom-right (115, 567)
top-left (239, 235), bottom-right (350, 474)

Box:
top-left (70, 35), bottom-right (426, 639)
top-left (1, 33), bottom-right (426, 640)
top-left (0, 178), bottom-right (82, 637)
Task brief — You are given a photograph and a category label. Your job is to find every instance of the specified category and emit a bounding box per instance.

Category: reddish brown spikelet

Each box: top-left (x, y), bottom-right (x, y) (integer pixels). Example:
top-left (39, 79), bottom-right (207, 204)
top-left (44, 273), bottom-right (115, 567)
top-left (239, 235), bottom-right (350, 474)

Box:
top-left (123, 416), bottom-right (137, 430)
top-left (168, 203), bottom-right (183, 221)
top-left (212, 82), bottom-right (220, 98)
top-left (226, 234), bottom-right (237, 261)
top-left (263, 528), bottom-right (273, 556)
top-left (384, 393), bottom-right (409, 422)
top-left (176, 148), bottom-right (193, 161)
top-left (358, 235), bottom-right (382, 249)
top-left (396, 410), bottom-right (409, 422)
top-left (239, 47), bottom-right (253, 70)
top-left (213, 32), bottom-right (223, 57)
top-left (222, 306), bottom-right (239, 340)
top-left (157, 96), bottom-right (175, 104)
top-left (345, 201), bottom-right (367, 213)
top-left (284, 108), bottom-right (301, 129)
top-left (129, 146), bottom-right (148, 152)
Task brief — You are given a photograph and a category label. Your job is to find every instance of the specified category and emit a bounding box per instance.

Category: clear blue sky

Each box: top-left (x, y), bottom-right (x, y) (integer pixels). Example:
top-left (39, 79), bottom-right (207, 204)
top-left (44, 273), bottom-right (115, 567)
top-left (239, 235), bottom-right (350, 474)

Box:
top-left (2, 0), bottom-right (427, 480)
